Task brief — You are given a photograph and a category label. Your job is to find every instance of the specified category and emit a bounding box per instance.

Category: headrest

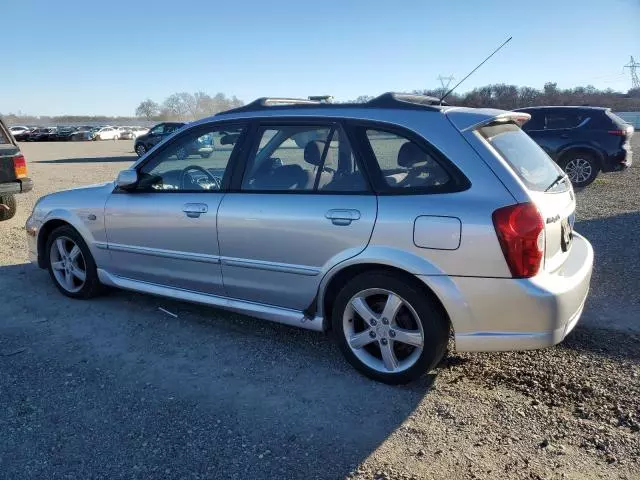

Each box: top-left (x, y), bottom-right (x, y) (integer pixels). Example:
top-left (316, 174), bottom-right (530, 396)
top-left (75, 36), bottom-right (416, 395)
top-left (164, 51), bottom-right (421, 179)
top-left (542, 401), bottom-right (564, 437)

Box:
top-left (304, 141), bottom-right (325, 166)
top-left (397, 141), bottom-right (428, 168)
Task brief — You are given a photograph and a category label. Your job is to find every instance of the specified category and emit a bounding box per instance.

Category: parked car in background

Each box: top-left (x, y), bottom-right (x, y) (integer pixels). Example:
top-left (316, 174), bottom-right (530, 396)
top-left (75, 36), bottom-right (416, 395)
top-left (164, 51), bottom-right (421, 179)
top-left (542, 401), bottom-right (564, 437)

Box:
top-left (9, 126), bottom-right (30, 137)
top-left (118, 127), bottom-right (134, 140)
top-left (93, 126), bottom-right (120, 141)
top-left (26, 93), bottom-right (593, 384)
top-left (131, 126), bottom-right (149, 138)
top-left (134, 122), bottom-right (185, 156)
top-left (29, 127), bottom-right (57, 141)
top-left (69, 126), bottom-right (95, 141)
top-left (0, 117), bottom-right (33, 221)
top-left (515, 106), bottom-right (634, 187)
top-left (12, 127), bottom-right (34, 141)
top-left (54, 126), bottom-right (78, 141)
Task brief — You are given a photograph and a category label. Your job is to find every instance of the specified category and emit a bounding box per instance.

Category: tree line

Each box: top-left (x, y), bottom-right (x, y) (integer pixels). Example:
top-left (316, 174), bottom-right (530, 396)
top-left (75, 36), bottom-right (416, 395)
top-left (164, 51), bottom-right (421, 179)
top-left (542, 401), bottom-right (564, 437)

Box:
top-left (408, 83), bottom-right (640, 111)
top-left (2, 84), bottom-right (639, 127)
top-left (135, 92), bottom-right (244, 121)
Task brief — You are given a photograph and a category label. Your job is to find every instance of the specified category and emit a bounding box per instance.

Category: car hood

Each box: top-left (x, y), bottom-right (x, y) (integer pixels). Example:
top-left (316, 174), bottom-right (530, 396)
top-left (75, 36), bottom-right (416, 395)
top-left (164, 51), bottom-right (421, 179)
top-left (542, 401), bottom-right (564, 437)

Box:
top-left (135, 133), bottom-right (150, 142)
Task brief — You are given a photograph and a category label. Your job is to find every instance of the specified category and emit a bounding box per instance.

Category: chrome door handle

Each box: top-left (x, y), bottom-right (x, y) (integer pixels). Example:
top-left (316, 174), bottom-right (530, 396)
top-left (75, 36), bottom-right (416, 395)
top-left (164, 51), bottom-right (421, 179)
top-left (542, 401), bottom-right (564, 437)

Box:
top-left (183, 203), bottom-right (208, 218)
top-left (325, 209), bottom-right (361, 226)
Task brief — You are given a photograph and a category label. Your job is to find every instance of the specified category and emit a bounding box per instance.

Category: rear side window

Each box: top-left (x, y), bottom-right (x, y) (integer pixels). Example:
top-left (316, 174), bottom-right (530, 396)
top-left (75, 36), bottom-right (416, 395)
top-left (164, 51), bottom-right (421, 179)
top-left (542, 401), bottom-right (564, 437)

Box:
top-left (480, 123), bottom-right (565, 192)
top-left (545, 112), bottom-right (586, 129)
top-left (0, 123), bottom-right (10, 144)
top-left (364, 130), bottom-right (451, 189)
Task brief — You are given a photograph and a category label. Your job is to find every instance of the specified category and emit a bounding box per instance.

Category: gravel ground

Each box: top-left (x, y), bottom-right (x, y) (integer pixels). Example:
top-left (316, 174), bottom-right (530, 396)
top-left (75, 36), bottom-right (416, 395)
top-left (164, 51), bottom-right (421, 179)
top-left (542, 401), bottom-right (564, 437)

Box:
top-left (0, 139), bottom-right (638, 480)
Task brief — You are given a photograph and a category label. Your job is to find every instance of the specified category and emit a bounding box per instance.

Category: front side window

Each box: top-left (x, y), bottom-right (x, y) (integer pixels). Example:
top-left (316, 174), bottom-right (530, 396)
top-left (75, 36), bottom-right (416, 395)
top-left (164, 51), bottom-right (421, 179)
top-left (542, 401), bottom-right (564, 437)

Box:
top-left (364, 129), bottom-right (451, 189)
top-left (241, 125), bottom-right (367, 192)
top-left (136, 125), bottom-right (244, 192)
top-left (150, 125), bottom-right (165, 135)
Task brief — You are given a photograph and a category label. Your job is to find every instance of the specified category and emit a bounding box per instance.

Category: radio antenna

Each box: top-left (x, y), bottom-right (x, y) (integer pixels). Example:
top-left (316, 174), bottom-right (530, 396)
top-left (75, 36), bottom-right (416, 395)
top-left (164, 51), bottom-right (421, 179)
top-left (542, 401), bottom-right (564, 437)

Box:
top-left (440, 36), bottom-right (513, 103)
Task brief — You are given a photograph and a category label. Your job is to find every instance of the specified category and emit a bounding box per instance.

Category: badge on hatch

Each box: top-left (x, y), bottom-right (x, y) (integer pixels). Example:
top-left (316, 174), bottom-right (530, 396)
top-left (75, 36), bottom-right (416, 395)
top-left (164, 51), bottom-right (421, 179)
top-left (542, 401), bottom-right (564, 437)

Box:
top-left (561, 216), bottom-right (574, 252)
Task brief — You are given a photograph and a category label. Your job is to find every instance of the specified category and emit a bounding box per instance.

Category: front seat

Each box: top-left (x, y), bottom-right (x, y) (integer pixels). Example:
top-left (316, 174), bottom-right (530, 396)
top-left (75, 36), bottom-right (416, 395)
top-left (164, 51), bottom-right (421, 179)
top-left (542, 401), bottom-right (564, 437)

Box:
top-left (303, 141), bottom-right (333, 189)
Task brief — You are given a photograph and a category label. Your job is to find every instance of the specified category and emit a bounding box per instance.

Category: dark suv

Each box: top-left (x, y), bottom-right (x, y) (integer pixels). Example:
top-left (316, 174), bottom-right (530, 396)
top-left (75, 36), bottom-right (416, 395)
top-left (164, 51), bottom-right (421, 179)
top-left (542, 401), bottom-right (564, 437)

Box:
top-left (0, 117), bottom-right (33, 221)
top-left (134, 122), bottom-right (185, 157)
top-left (515, 106), bottom-right (633, 187)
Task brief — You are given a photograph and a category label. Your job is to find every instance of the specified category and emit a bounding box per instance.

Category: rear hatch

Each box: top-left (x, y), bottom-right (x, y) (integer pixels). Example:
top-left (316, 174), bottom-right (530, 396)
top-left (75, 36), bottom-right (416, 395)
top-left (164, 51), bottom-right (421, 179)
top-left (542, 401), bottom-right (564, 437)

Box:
top-left (0, 120), bottom-right (22, 183)
top-left (479, 122), bottom-right (575, 273)
top-left (605, 110), bottom-right (634, 156)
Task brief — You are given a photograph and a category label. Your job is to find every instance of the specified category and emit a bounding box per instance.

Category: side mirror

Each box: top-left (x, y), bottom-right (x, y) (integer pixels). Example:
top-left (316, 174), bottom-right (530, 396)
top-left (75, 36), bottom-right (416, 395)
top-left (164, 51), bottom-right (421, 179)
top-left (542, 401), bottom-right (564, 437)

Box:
top-left (115, 169), bottom-right (138, 189)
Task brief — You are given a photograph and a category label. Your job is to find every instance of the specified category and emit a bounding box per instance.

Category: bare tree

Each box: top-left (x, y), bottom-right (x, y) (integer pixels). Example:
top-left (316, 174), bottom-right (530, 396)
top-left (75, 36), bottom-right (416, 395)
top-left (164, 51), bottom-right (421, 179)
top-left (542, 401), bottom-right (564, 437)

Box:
top-left (135, 99), bottom-right (160, 120)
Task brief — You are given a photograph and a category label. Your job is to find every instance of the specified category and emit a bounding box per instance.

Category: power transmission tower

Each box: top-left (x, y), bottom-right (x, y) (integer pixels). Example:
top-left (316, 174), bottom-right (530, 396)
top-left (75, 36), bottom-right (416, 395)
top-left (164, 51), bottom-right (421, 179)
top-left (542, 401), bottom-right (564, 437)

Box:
top-left (624, 56), bottom-right (640, 89)
top-left (438, 75), bottom-right (455, 96)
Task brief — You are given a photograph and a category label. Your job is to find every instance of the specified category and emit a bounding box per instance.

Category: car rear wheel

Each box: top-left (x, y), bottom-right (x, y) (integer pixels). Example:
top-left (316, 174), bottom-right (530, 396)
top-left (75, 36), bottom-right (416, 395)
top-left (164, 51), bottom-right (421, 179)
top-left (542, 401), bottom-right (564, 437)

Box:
top-left (561, 152), bottom-right (599, 188)
top-left (0, 194), bottom-right (17, 222)
top-left (332, 271), bottom-right (448, 384)
top-left (46, 226), bottom-right (103, 299)
top-left (135, 144), bottom-right (146, 157)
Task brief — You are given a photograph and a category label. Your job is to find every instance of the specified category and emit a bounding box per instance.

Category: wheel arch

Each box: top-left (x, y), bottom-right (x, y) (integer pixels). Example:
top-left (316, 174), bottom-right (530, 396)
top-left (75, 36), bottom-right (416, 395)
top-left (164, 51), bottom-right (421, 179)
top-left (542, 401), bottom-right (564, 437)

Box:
top-left (37, 212), bottom-right (100, 269)
top-left (557, 144), bottom-right (604, 169)
top-left (318, 260), bottom-right (451, 334)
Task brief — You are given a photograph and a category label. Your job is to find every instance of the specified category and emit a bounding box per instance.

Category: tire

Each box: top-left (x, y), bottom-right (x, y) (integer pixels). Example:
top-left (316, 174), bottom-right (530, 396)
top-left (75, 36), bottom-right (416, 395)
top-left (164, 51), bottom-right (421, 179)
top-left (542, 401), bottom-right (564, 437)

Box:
top-left (135, 144), bottom-right (146, 157)
top-left (94, 134), bottom-right (101, 141)
top-left (331, 271), bottom-right (448, 384)
top-left (0, 194), bottom-right (17, 222)
top-left (560, 151), bottom-right (599, 188)
top-left (45, 225), bottom-right (103, 299)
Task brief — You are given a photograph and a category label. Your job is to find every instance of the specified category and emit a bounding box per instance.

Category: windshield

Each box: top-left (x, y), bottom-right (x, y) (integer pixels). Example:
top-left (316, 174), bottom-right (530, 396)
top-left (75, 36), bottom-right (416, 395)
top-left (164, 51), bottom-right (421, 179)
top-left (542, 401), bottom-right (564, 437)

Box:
top-left (480, 122), bottom-right (567, 192)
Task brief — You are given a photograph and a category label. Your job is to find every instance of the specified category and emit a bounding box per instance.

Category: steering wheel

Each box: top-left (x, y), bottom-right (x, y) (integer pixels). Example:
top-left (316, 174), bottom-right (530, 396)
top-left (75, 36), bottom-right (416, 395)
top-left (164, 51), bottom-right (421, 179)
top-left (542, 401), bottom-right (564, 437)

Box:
top-left (180, 165), bottom-right (220, 190)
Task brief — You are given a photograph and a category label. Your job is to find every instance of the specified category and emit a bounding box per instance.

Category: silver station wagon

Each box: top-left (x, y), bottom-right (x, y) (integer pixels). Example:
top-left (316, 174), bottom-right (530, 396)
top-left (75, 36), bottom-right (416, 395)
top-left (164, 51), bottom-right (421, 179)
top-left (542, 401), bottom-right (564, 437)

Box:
top-left (26, 93), bottom-right (594, 384)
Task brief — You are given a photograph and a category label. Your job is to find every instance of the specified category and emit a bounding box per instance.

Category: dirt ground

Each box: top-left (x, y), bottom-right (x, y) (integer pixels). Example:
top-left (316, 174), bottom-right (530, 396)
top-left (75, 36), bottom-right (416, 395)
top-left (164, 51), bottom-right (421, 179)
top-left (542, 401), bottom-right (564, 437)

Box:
top-left (0, 139), bottom-right (638, 480)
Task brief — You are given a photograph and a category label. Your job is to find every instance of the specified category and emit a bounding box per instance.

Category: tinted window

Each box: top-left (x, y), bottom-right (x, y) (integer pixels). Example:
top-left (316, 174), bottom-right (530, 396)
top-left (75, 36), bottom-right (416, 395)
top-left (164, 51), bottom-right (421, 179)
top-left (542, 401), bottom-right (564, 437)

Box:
top-left (150, 125), bottom-right (165, 135)
top-left (0, 125), bottom-right (9, 144)
top-left (242, 126), bottom-right (367, 192)
top-left (545, 112), bottom-right (587, 129)
top-left (137, 125), bottom-right (244, 192)
top-left (480, 123), bottom-right (566, 192)
top-left (520, 112), bottom-right (544, 131)
top-left (365, 130), bottom-right (451, 189)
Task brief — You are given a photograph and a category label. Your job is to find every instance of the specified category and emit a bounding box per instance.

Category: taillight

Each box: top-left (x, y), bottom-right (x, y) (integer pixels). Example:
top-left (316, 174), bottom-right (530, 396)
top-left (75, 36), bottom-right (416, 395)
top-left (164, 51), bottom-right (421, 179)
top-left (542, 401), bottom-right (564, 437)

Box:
top-left (13, 154), bottom-right (28, 178)
top-left (607, 130), bottom-right (627, 136)
top-left (492, 203), bottom-right (544, 278)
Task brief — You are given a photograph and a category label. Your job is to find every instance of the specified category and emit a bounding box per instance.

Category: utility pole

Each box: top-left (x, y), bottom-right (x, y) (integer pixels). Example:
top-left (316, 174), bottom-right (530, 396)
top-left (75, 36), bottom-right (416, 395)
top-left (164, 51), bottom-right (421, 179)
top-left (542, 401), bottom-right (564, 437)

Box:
top-left (437, 75), bottom-right (455, 97)
top-left (624, 56), bottom-right (640, 89)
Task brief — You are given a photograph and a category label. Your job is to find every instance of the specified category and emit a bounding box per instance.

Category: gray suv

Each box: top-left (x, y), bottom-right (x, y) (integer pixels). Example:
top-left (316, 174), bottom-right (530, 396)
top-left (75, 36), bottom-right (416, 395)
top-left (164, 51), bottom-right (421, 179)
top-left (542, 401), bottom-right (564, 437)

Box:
top-left (26, 94), bottom-right (594, 384)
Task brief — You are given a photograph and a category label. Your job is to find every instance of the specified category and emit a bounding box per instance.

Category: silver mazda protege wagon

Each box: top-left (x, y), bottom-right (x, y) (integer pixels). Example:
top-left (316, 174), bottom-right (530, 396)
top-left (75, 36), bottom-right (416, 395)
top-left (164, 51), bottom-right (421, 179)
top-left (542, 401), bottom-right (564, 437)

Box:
top-left (26, 93), bottom-right (593, 383)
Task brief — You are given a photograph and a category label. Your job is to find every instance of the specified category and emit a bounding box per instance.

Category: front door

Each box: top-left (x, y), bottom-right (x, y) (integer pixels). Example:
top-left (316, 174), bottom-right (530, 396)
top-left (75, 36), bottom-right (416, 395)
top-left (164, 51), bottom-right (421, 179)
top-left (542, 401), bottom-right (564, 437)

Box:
top-left (104, 123), bottom-right (246, 295)
top-left (217, 122), bottom-right (377, 311)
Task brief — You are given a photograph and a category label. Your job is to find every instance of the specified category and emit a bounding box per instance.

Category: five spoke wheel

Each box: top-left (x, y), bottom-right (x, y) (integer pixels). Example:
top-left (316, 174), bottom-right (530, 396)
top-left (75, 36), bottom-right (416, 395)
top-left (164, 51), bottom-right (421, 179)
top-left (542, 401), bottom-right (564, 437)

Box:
top-left (49, 236), bottom-right (87, 293)
top-left (343, 288), bottom-right (425, 374)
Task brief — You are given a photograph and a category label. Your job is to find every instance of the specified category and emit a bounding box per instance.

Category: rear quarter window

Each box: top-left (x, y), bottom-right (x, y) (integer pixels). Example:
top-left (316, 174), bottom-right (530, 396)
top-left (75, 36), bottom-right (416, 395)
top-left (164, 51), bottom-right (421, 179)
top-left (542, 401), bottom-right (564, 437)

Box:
top-left (480, 123), bottom-right (566, 192)
top-left (0, 123), bottom-right (11, 144)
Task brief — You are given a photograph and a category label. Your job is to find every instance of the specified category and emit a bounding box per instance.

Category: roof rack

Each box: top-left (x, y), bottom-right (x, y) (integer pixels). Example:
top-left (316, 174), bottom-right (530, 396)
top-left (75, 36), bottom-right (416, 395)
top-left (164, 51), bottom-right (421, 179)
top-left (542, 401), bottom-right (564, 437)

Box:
top-left (218, 92), bottom-right (446, 115)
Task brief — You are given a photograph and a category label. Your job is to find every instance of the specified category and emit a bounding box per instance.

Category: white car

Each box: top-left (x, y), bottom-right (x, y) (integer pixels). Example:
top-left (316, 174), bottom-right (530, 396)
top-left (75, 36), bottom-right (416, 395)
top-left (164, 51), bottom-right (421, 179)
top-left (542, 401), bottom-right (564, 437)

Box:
top-left (9, 126), bottom-right (30, 136)
top-left (131, 126), bottom-right (149, 138)
top-left (93, 127), bottom-right (120, 141)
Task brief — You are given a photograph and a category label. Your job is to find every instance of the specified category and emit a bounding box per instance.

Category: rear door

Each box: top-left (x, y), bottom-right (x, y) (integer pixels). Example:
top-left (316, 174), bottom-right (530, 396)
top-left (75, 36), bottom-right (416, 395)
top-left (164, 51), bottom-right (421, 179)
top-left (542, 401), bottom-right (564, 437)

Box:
top-left (217, 120), bottom-right (376, 311)
top-left (479, 122), bottom-right (575, 272)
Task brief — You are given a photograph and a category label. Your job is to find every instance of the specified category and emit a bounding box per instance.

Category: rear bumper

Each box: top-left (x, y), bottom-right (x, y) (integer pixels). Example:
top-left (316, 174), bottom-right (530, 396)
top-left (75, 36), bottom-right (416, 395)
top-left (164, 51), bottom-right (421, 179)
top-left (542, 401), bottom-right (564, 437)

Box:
top-left (422, 232), bottom-right (593, 352)
top-left (0, 177), bottom-right (33, 195)
top-left (601, 149), bottom-right (632, 172)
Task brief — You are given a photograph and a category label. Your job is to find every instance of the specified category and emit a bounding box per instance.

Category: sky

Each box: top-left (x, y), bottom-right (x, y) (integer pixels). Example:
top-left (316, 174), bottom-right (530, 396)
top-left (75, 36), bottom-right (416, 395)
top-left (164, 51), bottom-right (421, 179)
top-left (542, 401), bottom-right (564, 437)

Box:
top-left (1, 0), bottom-right (639, 116)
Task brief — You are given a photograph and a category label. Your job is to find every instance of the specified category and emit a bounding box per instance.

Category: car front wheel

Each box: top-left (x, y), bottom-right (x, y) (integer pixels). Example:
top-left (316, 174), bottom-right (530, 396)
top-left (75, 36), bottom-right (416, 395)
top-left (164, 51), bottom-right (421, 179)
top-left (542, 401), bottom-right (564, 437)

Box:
top-left (46, 225), bottom-right (103, 299)
top-left (332, 271), bottom-right (448, 384)
top-left (135, 144), bottom-right (146, 157)
top-left (561, 152), bottom-right (599, 188)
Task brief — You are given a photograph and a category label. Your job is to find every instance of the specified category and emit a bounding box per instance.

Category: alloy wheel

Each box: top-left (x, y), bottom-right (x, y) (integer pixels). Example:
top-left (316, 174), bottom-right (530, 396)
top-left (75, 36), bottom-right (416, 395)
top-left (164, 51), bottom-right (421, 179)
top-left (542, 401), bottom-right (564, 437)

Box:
top-left (49, 236), bottom-right (87, 293)
top-left (564, 158), bottom-right (593, 184)
top-left (136, 144), bottom-right (146, 156)
top-left (342, 288), bottom-right (424, 374)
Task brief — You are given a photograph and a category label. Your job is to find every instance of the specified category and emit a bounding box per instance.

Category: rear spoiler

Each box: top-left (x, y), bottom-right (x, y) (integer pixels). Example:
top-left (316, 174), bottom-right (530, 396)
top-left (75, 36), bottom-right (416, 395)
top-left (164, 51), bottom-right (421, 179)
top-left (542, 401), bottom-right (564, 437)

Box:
top-left (445, 108), bottom-right (531, 132)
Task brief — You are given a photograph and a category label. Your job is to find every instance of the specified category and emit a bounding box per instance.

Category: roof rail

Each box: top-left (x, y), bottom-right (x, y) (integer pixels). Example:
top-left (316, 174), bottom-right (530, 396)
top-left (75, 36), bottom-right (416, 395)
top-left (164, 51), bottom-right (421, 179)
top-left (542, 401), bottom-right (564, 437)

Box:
top-left (367, 92), bottom-right (447, 107)
top-left (218, 92), bottom-right (446, 115)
